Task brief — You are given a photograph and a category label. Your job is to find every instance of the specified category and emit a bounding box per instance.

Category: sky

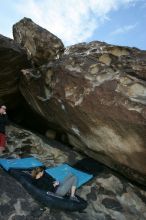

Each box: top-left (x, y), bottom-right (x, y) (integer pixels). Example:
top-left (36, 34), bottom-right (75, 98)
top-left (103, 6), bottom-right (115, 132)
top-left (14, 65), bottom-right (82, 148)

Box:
top-left (0, 0), bottom-right (145, 49)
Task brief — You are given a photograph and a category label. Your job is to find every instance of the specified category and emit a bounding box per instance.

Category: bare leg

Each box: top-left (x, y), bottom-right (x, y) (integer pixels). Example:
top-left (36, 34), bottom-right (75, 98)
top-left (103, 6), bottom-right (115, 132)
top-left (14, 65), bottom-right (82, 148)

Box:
top-left (70, 185), bottom-right (76, 197)
top-left (56, 174), bottom-right (78, 197)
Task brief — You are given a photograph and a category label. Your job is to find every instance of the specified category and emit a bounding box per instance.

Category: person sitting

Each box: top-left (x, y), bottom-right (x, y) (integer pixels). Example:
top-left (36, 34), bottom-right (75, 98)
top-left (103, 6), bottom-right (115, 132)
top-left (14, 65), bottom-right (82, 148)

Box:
top-left (31, 167), bottom-right (78, 201)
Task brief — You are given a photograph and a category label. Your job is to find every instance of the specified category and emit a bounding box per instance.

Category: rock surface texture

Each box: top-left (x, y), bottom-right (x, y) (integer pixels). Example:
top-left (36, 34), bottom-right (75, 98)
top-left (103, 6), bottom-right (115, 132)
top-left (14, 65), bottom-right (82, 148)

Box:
top-left (13, 18), bottom-right (64, 66)
top-left (0, 34), bottom-right (30, 108)
top-left (12, 18), bottom-right (146, 186)
top-left (1, 125), bottom-right (146, 220)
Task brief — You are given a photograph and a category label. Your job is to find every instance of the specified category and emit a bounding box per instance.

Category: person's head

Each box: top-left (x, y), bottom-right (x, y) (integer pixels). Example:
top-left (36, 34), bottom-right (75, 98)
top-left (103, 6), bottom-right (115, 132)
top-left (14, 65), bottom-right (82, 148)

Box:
top-left (31, 167), bottom-right (44, 178)
top-left (0, 105), bottom-right (7, 114)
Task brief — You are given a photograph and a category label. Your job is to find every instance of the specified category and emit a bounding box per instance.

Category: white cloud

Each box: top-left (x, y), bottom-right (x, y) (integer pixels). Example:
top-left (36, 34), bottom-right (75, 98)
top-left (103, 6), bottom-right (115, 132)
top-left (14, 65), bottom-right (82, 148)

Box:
top-left (110, 23), bottom-right (137, 35)
top-left (15, 0), bottom-right (138, 45)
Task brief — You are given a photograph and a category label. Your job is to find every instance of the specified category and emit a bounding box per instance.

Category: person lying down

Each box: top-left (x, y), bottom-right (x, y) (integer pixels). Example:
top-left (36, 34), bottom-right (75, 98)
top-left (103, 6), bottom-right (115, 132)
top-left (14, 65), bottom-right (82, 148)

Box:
top-left (31, 167), bottom-right (79, 201)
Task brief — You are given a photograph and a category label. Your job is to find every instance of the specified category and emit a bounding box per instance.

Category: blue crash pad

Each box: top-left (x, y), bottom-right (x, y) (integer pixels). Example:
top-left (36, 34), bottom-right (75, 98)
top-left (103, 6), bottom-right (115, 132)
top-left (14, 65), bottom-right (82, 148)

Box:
top-left (45, 164), bottom-right (93, 188)
top-left (0, 157), bottom-right (43, 171)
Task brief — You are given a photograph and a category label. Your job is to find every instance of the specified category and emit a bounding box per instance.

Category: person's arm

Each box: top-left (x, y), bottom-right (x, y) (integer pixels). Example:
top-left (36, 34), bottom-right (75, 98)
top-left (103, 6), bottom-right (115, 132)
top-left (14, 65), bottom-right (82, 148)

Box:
top-left (44, 172), bottom-right (56, 182)
top-left (44, 173), bottom-right (59, 187)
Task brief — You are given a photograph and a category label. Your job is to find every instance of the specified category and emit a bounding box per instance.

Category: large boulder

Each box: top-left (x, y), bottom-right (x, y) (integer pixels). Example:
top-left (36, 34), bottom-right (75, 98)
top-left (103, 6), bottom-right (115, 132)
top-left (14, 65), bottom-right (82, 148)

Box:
top-left (13, 19), bottom-right (146, 185)
top-left (13, 18), bottom-right (64, 66)
top-left (0, 34), bottom-right (30, 109)
top-left (19, 40), bottom-right (146, 185)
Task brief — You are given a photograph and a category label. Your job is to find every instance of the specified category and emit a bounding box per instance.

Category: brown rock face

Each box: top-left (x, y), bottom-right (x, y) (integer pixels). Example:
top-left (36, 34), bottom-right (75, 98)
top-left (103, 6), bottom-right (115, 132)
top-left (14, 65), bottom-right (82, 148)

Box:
top-left (13, 18), bottom-right (64, 65)
top-left (0, 34), bottom-right (30, 109)
top-left (14, 19), bottom-right (146, 185)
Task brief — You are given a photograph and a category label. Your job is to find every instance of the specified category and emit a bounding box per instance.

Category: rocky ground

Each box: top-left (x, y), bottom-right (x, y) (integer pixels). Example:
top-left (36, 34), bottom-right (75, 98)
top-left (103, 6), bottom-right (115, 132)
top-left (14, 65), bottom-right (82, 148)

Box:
top-left (1, 125), bottom-right (146, 220)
